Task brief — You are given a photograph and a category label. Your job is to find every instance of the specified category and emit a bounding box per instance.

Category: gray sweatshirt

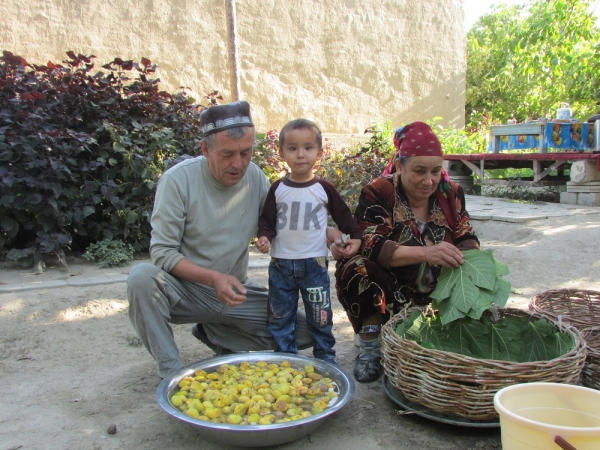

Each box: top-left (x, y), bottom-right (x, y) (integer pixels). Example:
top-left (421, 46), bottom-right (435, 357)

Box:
top-left (150, 156), bottom-right (269, 282)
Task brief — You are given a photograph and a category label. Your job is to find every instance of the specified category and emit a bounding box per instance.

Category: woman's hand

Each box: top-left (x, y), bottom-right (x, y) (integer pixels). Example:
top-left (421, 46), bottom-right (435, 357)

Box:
top-left (338, 238), bottom-right (361, 259)
top-left (423, 242), bottom-right (464, 268)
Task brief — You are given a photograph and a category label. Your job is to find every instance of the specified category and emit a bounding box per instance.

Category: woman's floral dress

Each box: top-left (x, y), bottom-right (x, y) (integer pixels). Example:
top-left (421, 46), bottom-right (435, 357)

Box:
top-left (335, 174), bottom-right (480, 333)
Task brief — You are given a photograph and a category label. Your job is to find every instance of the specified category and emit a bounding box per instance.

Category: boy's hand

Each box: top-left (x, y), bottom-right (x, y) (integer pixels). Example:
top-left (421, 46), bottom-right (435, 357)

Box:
top-left (256, 236), bottom-right (271, 253)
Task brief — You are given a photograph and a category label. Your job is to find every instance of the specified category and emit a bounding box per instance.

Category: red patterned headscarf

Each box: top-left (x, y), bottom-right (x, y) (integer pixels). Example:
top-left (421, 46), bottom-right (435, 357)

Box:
top-left (383, 121), bottom-right (458, 230)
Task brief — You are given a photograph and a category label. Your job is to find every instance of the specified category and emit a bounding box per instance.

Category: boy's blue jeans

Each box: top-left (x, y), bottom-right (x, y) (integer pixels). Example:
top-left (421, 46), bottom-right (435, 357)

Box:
top-left (267, 257), bottom-right (336, 362)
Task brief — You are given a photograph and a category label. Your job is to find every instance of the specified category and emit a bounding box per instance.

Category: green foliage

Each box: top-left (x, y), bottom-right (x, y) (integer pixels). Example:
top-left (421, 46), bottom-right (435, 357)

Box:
top-left (427, 117), bottom-right (483, 154)
top-left (0, 51), bottom-right (205, 267)
top-left (429, 250), bottom-right (511, 325)
top-left (466, 0), bottom-right (600, 128)
top-left (252, 129), bottom-right (287, 183)
top-left (396, 309), bottom-right (575, 362)
top-left (83, 239), bottom-right (134, 267)
top-left (317, 121), bottom-right (395, 212)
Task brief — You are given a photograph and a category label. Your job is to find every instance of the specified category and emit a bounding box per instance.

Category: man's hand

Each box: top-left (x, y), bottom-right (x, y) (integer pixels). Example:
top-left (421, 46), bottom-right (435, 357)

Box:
top-left (212, 273), bottom-right (247, 306)
top-left (256, 236), bottom-right (271, 254)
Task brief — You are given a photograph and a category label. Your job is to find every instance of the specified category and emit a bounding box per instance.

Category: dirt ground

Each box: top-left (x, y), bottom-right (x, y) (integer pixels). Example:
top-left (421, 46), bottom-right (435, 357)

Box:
top-left (1, 211), bottom-right (599, 450)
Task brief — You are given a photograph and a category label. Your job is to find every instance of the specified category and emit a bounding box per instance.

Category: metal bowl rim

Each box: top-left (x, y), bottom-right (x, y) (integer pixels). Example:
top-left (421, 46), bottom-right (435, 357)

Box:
top-left (156, 352), bottom-right (355, 432)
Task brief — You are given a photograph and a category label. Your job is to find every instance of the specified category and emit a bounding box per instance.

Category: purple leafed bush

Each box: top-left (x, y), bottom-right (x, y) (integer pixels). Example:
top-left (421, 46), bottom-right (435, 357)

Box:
top-left (0, 50), bottom-right (205, 268)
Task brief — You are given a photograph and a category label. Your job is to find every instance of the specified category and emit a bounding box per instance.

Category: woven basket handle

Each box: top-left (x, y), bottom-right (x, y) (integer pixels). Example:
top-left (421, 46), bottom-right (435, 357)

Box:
top-left (554, 436), bottom-right (578, 450)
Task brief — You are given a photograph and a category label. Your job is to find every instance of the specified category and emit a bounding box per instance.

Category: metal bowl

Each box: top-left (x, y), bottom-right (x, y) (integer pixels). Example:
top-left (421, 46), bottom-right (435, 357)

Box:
top-left (156, 352), bottom-right (355, 447)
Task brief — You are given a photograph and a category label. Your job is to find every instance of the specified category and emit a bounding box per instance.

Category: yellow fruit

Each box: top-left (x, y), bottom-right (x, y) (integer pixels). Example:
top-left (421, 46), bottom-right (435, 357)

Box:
top-left (274, 399), bottom-right (289, 412)
top-left (189, 399), bottom-right (204, 412)
top-left (185, 408), bottom-right (200, 418)
top-left (247, 413), bottom-right (261, 424)
top-left (278, 384), bottom-right (291, 395)
top-left (233, 403), bottom-right (248, 416)
top-left (258, 416), bottom-right (273, 425)
top-left (213, 395), bottom-right (230, 408)
top-left (205, 407), bottom-right (220, 419)
top-left (216, 364), bottom-right (230, 374)
top-left (311, 404), bottom-right (325, 414)
top-left (247, 402), bottom-right (261, 415)
top-left (171, 395), bottom-right (184, 407)
top-left (278, 394), bottom-right (291, 403)
top-left (227, 414), bottom-right (243, 424)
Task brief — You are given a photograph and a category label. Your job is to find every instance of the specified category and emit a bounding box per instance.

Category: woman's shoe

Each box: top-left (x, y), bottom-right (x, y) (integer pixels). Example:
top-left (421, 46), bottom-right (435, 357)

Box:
top-left (353, 355), bottom-right (381, 382)
top-left (353, 336), bottom-right (381, 382)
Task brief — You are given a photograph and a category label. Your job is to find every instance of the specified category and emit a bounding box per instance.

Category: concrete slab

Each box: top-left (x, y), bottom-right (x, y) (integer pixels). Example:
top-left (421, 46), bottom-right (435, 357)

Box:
top-left (465, 195), bottom-right (600, 222)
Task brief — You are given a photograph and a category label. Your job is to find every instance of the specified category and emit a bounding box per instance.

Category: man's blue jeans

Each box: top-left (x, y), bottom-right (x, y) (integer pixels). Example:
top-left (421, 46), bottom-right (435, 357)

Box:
top-left (267, 257), bottom-right (336, 362)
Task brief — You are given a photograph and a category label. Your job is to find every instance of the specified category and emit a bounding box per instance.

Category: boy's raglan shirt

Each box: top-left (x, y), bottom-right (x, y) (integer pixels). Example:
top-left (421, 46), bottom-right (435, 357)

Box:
top-left (258, 176), bottom-right (361, 259)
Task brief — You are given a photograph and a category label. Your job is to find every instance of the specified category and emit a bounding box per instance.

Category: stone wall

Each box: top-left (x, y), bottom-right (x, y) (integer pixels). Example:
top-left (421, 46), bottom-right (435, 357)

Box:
top-left (0, 0), bottom-right (466, 133)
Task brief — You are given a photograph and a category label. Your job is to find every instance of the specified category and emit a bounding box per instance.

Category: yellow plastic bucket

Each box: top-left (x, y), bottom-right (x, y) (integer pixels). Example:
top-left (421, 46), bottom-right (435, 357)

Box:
top-left (494, 382), bottom-right (600, 450)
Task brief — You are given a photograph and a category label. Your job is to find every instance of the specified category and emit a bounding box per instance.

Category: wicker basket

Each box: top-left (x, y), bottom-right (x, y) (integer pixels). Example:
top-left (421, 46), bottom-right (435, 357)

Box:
top-left (381, 307), bottom-right (587, 421)
top-left (529, 289), bottom-right (600, 390)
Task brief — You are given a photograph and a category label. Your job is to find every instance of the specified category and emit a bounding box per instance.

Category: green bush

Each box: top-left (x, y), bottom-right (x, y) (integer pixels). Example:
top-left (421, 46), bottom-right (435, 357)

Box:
top-left (427, 117), bottom-right (484, 154)
top-left (83, 239), bottom-right (135, 267)
top-left (0, 51), bottom-right (205, 268)
top-left (252, 129), bottom-right (287, 183)
top-left (317, 121), bottom-right (395, 212)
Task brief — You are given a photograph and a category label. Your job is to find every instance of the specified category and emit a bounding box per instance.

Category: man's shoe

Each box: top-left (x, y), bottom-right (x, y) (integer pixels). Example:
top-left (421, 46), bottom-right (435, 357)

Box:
top-left (191, 323), bottom-right (232, 356)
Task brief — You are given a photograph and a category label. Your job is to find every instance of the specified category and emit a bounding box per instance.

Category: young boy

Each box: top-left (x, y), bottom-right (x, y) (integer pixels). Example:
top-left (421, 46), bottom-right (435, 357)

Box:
top-left (256, 118), bottom-right (362, 364)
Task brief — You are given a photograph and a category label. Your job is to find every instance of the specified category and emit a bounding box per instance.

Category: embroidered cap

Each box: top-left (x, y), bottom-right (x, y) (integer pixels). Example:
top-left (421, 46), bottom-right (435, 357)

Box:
top-left (200, 101), bottom-right (254, 137)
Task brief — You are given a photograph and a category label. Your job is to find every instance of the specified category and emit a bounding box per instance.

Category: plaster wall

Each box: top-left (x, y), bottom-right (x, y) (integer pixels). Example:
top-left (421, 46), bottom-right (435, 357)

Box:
top-left (0, 0), bottom-right (466, 133)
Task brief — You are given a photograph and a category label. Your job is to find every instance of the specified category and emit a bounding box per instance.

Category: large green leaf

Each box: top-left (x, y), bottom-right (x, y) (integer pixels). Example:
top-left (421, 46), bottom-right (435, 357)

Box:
top-left (430, 249), bottom-right (511, 325)
top-left (437, 299), bottom-right (467, 325)
top-left (493, 279), bottom-right (511, 308)
top-left (524, 319), bottom-right (576, 362)
top-left (455, 319), bottom-right (491, 358)
top-left (460, 250), bottom-right (496, 290)
top-left (430, 265), bottom-right (460, 301)
top-left (488, 317), bottom-right (525, 361)
top-left (467, 292), bottom-right (493, 321)
top-left (449, 276), bottom-right (480, 314)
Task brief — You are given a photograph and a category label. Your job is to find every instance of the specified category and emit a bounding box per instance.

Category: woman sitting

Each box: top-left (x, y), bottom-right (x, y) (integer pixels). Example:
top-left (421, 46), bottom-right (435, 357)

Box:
top-left (332, 121), bottom-right (480, 382)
